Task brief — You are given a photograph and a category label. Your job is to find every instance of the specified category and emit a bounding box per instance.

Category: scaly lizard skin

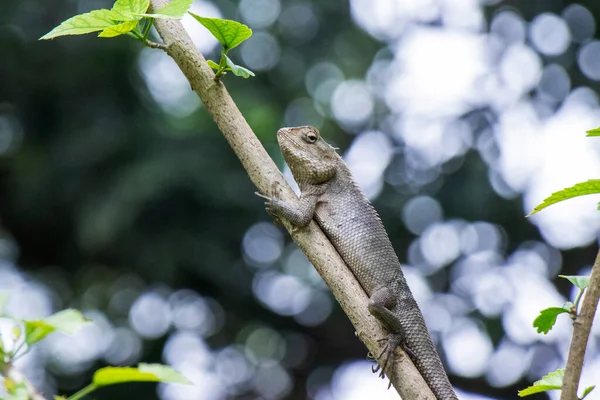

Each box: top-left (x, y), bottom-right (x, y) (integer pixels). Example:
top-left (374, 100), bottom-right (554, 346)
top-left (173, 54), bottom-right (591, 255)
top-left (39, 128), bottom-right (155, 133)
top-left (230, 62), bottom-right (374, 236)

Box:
top-left (260, 126), bottom-right (457, 399)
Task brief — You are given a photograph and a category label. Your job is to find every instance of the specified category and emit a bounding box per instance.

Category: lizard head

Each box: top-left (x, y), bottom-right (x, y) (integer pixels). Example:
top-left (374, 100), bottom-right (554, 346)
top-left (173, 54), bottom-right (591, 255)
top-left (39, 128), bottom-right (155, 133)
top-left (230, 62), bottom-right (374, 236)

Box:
top-left (277, 126), bottom-right (338, 185)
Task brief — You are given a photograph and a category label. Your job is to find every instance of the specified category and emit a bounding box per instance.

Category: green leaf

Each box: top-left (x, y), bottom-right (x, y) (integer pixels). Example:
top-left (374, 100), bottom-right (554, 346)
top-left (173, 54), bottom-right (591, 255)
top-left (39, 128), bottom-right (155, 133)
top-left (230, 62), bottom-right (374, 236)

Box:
top-left (533, 307), bottom-right (570, 334)
top-left (110, 0), bottom-right (150, 20)
top-left (207, 60), bottom-right (220, 70)
top-left (54, 396), bottom-right (68, 400)
top-left (138, 363), bottom-right (192, 385)
top-left (24, 321), bottom-right (55, 345)
top-left (12, 324), bottom-right (21, 340)
top-left (94, 367), bottom-right (159, 386)
top-left (188, 13), bottom-right (252, 50)
top-left (43, 309), bottom-right (90, 334)
top-left (559, 275), bottom-right (590, 290)
top-left (582, 386), bottom-right (596, 399)
top-left (225, 55), bottom-right (255, 78)
top-left (24, 309), bottom-right (90, 345)
top-left (141, 0), bottom-right (193, 19)
top-left (0, 291), bottom-right (8, 315)
top-left (98, 20), bottom-right (139, 37)
top-left (518, 369), bottom-right (564, 397)
top-left (39, 0), bottom-right (149, 40)
top-left (586, 127), bottom-right (600, 137)
top-left (40, 9), bottom-right (119, 40)
top-left (93, 364), bottom-right (191, 386)
top-left (527, 180), bottom-right (600, 216)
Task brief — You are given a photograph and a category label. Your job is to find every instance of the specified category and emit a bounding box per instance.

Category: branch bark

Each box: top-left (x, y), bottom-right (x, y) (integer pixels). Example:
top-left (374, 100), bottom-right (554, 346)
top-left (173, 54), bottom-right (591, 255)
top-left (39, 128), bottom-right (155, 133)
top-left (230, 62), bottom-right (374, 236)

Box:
top-left (560, 249), bottom-right (600, 400)
top-left (148, 1), bottom-right (436, 398)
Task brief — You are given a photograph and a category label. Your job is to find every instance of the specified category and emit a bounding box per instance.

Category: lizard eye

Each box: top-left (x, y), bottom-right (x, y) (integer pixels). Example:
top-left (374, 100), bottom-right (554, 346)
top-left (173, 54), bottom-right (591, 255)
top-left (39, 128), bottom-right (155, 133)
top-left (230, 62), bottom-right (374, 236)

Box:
top-left (305, 132), bottom-right (318, 143)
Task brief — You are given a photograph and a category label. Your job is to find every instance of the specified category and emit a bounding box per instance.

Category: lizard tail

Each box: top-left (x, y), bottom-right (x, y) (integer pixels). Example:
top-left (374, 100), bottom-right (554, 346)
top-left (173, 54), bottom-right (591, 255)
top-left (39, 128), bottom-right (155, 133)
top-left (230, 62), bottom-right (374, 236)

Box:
top-left (405, 317), bottom-right (458, 400)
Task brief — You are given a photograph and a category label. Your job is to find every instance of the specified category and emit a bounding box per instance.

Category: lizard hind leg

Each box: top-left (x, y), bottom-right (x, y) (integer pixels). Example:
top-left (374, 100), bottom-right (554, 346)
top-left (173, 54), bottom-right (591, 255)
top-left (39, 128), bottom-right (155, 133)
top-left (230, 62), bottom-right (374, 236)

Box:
top-left (367, 286), bottom-right (415, 384)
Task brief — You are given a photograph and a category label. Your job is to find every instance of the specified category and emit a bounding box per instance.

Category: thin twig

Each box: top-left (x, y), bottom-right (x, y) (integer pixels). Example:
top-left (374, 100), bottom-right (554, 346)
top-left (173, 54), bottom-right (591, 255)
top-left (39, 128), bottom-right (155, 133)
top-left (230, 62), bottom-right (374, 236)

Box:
top-left (560, 249), bottom-right (600, 400)
top-left (128, 27), bottom-right (167, 51)
top-left (142, 19), bottom-right (154, 42)
top-left (1, 362), bottom-right (48, 400)
top-left (147, 0), bottom-right (436, 398)
top-left (144, 40), bottom-right (168, 50)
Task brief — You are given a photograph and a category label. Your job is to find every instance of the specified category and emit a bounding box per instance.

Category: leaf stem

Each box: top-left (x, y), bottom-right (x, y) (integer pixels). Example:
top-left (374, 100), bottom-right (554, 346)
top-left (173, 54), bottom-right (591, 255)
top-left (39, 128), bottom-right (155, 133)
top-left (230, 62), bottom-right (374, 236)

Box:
top-left (573, 288), bottom-right (585, 317)
top-left (9, 340), bottom-right (28, 362)
top-left (142, 19), bottom-right (154, 42)
top-left (214, 51), bottom-right (229, 79)
top-left (67, 383), bottom-right (97, 400)
top-left (127, 29), bottom-right (167, 51)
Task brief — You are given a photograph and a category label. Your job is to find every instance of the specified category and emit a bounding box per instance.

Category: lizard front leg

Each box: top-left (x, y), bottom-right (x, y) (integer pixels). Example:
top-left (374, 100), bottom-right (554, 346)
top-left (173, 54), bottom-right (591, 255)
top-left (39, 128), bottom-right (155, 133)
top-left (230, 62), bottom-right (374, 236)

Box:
top-left (256, 183), bottom-right (319, 228)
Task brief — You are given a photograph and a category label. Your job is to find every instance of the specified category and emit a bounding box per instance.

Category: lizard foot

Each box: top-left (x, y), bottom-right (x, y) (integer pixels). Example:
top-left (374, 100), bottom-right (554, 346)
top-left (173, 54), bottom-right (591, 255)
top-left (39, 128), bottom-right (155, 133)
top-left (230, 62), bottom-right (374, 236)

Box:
top-left (368, 338), bottom-right (391, 372)
top-left (370, 333), bottom-right (413, 389)
top-left (255, 181), bottom-right (284, 225)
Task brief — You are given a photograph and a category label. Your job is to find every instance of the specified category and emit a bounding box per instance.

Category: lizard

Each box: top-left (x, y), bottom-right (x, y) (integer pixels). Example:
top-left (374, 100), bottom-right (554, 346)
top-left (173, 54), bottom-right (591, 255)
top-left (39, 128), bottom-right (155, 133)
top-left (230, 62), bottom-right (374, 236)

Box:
top-left (258, 125), bottom-right (457, 399)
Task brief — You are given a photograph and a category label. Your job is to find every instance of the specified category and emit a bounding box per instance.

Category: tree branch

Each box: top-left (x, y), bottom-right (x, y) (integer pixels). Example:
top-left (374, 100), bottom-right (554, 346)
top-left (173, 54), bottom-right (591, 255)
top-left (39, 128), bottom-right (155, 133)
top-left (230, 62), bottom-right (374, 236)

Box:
top-left (148, 1), bottom-right (437, 398)
top-left (561, 249), bottom-right (600, 400)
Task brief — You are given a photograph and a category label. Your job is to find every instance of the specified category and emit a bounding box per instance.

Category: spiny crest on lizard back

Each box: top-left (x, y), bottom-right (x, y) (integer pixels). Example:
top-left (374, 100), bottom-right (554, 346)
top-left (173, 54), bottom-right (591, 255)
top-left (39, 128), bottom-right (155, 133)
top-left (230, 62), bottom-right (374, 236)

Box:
top-left (277, 126), bottom-right (339, 186)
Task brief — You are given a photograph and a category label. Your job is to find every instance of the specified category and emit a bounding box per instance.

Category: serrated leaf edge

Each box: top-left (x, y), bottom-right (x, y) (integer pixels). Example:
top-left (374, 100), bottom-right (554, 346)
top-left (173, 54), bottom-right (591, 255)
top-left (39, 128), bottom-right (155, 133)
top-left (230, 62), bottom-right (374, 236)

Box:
top-left (527, 180), bottom-right (600, 216)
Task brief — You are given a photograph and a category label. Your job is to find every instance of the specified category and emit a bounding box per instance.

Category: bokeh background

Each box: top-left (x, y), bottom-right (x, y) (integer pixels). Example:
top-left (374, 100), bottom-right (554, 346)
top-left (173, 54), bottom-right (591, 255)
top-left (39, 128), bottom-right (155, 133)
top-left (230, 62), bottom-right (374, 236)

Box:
top-left (2, 0), bottom-right (600, 399)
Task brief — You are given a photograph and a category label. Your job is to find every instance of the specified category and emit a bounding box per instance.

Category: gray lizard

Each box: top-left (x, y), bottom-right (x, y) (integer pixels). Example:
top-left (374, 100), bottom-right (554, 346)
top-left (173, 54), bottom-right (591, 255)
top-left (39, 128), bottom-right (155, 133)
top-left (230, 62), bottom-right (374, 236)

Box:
top-left (259, 126), bottom-right (457, 399)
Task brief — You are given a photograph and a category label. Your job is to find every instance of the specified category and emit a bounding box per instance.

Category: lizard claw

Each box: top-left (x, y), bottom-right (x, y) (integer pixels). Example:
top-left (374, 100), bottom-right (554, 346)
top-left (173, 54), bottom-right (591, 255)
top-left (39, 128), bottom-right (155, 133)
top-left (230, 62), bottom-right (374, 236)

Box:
top-left (370, 333), bottom-right (408, 387)
top-left (367, 351), bottom-right (384, 374)
top-left (256, 184), bottom-right (284, 225)
top-left (254, 191), bottom-right (270, 200)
